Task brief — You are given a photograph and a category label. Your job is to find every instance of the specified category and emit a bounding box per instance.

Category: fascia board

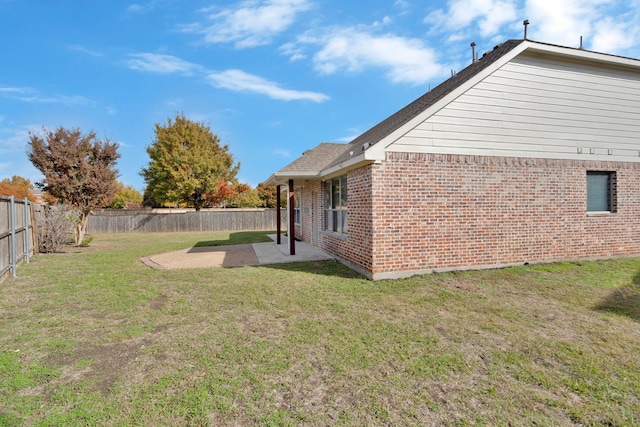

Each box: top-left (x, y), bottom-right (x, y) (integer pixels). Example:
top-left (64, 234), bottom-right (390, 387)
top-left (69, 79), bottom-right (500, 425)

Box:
top-left (527, 42), bottom-right (640, 69)
top-left (320, 153), bottom-right (371, 178)
top-left (263, 171), bottom-right (321, 186)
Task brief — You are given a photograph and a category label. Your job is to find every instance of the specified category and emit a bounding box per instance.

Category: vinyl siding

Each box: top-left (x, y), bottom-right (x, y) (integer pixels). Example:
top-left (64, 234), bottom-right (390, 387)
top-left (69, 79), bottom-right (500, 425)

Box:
top-left (390, 52), bottom-right (640, 161)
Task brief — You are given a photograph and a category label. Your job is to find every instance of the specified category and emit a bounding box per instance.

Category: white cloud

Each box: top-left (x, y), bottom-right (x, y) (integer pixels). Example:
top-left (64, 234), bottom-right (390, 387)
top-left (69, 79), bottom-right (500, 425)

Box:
top-left (0, 86), bottom-right (28, 94)
top-left (591, 17), bottom-right (638, 53)
top-left (126, 1), bottom-right (157, 14)
top-left (33, 95), bottom-right (92, 105)
top-left (525, 0), bottom-right (598, 47)
top-left (394, 0), bottom-right (411, 11)
top-left (425, 0), bottom-right (517, 38)
top-left (524, 0), bottom-right (639, 54)
top-left (273, 149), bottom-right (290, 157)
top-left (67, 44), bottom-right (103, 57)
top-left (294, 27), bottom-right (447, 85)
top-left (114, 139), bottom-right (130, 148)
top-left (279, 42), bottom-right (306, 61)
top-left (186, 0), bottom-right (312, 48)
top-left (126, 53), bottom-right (202, 75)
top-left (420, 0), bottom-right (639, 57)
top-left (372, 16), bottom-right (392, 28)
top-left (207, 69), bottom-right (329, 102)
top-left (2, 124), bottom-right (63, 189)
top-left (0, 86), bottom-right (91, 106)
top-left (0, 124), bottom-right (38, 155)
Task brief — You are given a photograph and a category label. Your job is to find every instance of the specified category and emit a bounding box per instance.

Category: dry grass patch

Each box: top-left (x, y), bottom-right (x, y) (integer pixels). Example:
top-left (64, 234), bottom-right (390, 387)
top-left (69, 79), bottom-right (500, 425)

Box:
top-left (1, 231), bottom-right (639, 426)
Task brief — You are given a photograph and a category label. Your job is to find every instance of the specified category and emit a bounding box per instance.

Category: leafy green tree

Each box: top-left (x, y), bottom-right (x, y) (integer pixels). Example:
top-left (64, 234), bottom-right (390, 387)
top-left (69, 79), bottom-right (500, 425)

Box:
top-left (142, 187), bottom-right (163, 208)
top-left (256, 183), bottom-right (286, 208)
top-left (227, 183), bottom-right (262, 208)
top-left (107, 182), bottom-right (143, 209)
top-left (28, 127), bottom-right (120, 245)
top-left (141, 114), bottom-right (239, 211)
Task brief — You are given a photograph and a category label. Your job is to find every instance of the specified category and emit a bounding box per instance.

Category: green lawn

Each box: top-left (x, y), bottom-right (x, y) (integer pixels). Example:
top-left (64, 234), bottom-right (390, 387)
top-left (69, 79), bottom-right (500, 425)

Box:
top-left (1, 231), bottom-right (639, 426)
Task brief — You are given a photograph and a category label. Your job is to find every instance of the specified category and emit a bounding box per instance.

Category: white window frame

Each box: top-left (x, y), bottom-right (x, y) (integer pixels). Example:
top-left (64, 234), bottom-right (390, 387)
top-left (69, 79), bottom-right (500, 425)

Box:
top-left (324, 175), bottom-right (347, 235)
top-left (294, 187), bottom-right (302, 225)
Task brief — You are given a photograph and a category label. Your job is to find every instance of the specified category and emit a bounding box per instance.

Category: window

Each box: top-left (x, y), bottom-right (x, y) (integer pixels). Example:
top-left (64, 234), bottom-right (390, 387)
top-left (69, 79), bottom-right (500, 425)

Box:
top-left (324, 175), bottom-right (348, 235)
top-left (587, 171), bottom-right (616, 213)
top-left (294, 187), bottom-right (301, 225)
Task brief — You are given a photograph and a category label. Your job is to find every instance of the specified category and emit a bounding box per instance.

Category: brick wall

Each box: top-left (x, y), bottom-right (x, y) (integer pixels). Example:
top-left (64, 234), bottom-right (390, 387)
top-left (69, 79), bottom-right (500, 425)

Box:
top-left (368, 152), bottom-right (640, 278)
top-left (296, 168), bottom-right (374, 274)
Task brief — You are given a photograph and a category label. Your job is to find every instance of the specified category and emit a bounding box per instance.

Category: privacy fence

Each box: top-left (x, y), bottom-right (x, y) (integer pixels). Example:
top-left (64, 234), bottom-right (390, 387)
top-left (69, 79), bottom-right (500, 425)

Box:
top-left (0, 196), bottom-right (42, 283)
top-left (88, 208), bottom-right (287, 233)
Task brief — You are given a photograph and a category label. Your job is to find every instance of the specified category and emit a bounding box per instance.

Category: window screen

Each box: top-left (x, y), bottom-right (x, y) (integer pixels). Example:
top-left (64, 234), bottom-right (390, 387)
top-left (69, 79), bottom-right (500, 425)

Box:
top-left (587, 172), bottom-right (612, 212)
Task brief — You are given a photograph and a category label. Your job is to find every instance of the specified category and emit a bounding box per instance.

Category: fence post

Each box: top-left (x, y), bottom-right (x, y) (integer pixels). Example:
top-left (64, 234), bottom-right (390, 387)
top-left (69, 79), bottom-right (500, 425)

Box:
top-left (24, 198), bottom-right (30, 263)
top-left (10, 196), bottom-right (16, 277)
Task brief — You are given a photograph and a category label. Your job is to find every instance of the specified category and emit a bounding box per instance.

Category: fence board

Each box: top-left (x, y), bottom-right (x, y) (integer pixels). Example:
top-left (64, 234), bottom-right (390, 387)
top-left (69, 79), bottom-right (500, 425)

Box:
top-left (0, 196), bottom-right (39, 283)
top-left (88, 209), bottom-right (287, 233)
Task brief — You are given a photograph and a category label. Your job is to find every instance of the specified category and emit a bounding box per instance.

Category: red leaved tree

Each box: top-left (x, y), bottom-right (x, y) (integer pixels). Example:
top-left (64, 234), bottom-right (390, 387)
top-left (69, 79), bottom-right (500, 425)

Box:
top-left (28, 127), bottom-right (120, 245)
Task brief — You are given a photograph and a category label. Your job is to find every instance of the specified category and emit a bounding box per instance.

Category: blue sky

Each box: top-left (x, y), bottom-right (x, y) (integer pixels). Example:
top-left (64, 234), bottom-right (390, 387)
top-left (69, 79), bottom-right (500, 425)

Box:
top-left (1, 0), bottom-right (639, 191)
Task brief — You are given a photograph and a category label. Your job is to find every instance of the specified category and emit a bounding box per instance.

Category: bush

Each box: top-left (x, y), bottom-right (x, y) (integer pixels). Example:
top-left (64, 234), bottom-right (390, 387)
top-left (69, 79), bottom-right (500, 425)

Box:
top-left (36, 204), bottom-right (78, 253)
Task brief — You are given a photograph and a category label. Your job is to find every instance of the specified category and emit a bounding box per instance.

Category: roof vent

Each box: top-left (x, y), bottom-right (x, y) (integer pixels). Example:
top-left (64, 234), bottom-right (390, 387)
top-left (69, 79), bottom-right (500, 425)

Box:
top-left (470, 42), bottom-right (478, 63)
top-left (362, 142), bottom-right (371, 150)
top-left (349, 150), bottom-right (354, 156)
top-left (523, 19), bottom-right (530, 40)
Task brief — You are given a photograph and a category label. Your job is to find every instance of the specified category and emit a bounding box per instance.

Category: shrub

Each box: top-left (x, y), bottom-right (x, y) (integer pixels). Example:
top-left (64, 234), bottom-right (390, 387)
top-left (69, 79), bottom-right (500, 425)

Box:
top-left (36, 204), bottom-right (77, 253)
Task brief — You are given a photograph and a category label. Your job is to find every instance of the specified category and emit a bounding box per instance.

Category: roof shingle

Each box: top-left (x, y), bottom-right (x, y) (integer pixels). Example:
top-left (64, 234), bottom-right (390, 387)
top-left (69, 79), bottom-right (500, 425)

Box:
top-left (278, 142), bottom-right (348, 175)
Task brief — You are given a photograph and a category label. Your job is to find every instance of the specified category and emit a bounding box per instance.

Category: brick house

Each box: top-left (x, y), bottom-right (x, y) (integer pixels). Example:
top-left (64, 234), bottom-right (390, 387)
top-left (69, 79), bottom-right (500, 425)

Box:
top-left (264, 39), bottom-right (640, 280)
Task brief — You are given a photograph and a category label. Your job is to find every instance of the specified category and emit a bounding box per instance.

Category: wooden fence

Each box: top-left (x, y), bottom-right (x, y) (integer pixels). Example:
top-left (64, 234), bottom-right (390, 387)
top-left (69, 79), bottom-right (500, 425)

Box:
top-left (88, 208), bottom-right (287, 233)
top-left (0, 196), bottom-right (41, 283)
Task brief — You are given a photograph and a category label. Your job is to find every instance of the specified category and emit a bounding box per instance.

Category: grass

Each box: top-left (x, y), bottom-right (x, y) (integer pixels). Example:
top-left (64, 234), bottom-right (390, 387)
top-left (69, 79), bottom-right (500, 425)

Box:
top-left (1, 231), bottom-right (639, 426)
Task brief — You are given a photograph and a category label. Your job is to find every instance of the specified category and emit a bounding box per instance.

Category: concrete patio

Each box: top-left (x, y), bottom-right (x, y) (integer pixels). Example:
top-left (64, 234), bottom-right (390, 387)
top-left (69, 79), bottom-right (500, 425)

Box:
top-left (141, 234), bottom-right (333, 270)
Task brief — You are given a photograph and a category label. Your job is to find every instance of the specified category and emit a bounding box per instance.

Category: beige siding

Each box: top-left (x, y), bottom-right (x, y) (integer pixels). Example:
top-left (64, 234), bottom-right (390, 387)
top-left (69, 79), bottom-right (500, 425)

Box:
top-left (391, 53), bottom-right (640, 161)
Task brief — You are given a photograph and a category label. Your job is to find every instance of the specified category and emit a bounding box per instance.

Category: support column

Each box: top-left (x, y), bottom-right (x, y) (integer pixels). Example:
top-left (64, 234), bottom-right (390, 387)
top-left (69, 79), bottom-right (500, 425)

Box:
top-left (276, 185), bottom-right (281, 245)
top-left (288, 179), bottom-right (295, 255)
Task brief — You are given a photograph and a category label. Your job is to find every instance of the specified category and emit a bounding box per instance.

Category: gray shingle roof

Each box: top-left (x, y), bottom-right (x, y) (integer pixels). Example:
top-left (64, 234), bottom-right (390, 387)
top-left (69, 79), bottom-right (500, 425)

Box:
top-left (278, 142), bottom-right (348, 175)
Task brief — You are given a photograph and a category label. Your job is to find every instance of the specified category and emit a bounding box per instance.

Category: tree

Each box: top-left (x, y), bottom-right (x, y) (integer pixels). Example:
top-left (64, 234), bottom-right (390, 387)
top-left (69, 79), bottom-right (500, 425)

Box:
top-left (256, 183), bottom-right (287, 208)
top-left (141, 113), bottom-right (240, 211)
top-left (227, 183), bottom-right (262, 208)
top-left (28, 127), bottom-right (120, 245)
top-left (107, 182), bottom-right (143, 209)
top-left (0, 175), bottom-right (38, 202)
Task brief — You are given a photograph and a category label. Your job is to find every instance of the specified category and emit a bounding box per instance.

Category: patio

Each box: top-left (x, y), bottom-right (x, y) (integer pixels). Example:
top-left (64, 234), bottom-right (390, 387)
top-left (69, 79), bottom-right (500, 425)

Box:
top-left (141, 234), bottom-right (333, 269)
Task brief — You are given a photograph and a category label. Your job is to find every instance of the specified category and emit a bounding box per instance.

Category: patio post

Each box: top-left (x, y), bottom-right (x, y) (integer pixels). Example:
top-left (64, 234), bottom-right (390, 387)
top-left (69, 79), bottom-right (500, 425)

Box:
top-left (288, 179), bottom-right (295, 255)
top-left (276, 184), bottom-right (281, 245)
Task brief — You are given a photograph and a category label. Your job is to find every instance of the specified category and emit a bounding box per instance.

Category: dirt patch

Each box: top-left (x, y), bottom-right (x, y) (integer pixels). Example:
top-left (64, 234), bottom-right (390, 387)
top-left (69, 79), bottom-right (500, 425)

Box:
top-left (45, 337), bottom-right (152, 396)
top-left (149, 294), bottom-right (168, 310)
top-left (141, 243), bottom-right (258, 269)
